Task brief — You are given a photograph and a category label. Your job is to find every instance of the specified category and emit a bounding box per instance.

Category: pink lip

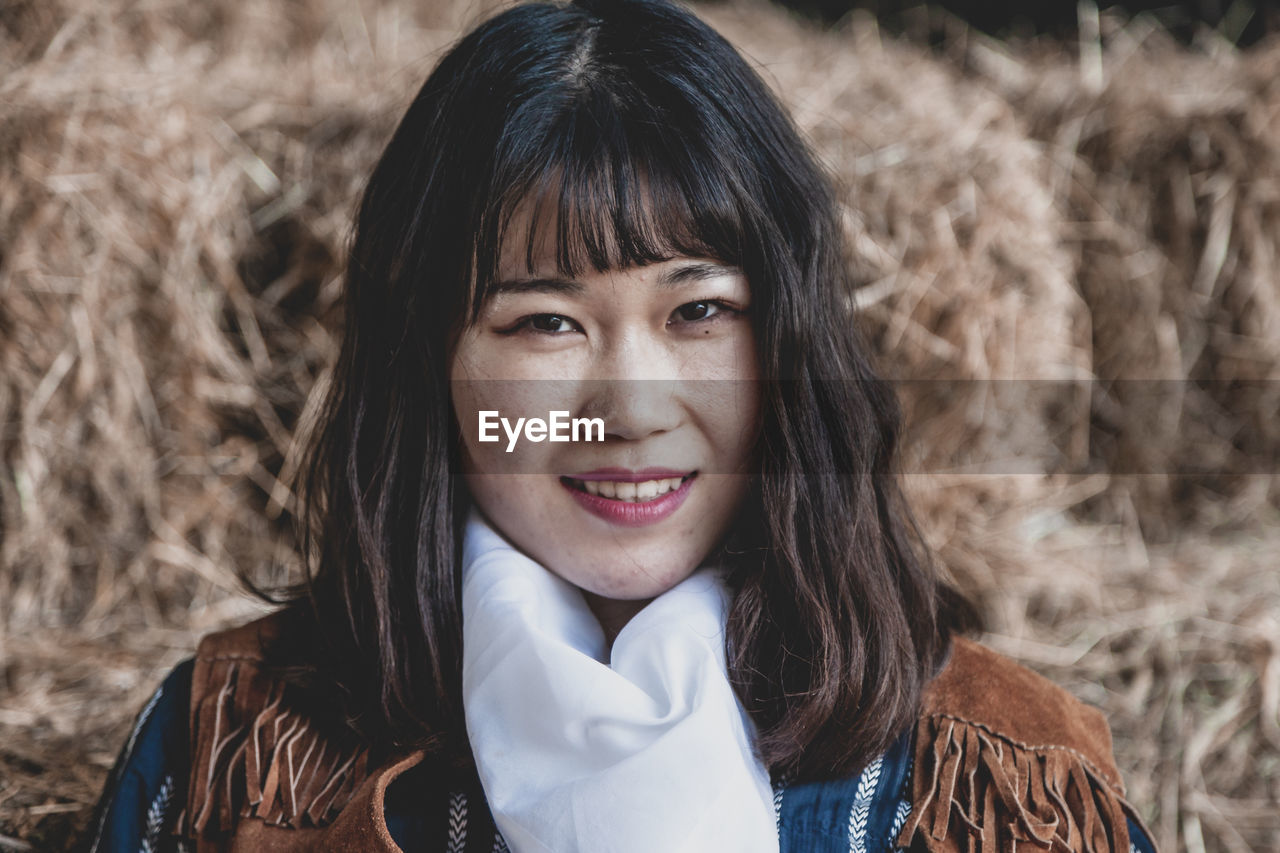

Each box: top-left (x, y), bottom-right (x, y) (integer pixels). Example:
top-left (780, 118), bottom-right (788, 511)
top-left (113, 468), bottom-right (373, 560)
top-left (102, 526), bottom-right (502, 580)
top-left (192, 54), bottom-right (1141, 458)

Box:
top-left (560, 473), bottom-right (696, 527)
top-left (569, 467), bottom-right (693, 483)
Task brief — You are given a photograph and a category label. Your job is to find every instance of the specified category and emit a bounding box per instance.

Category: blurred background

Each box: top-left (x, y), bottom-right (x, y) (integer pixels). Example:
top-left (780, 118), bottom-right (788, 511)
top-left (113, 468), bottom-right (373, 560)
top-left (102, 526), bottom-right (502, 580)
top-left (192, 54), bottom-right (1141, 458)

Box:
top-left (1, 0), bottom-right (1277, 849)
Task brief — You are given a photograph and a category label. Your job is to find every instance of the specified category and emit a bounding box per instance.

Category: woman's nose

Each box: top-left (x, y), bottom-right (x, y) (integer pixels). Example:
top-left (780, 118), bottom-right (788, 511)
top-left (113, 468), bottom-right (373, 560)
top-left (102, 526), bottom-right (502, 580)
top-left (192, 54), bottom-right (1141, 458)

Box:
top-left (582, 333), bottom-right (685, 440)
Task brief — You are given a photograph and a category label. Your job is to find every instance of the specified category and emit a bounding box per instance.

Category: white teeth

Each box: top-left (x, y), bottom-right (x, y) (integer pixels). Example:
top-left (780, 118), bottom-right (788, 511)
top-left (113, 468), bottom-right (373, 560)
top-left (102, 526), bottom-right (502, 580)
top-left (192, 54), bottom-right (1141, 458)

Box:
top-left (571, 476), bottom-right (690, 502)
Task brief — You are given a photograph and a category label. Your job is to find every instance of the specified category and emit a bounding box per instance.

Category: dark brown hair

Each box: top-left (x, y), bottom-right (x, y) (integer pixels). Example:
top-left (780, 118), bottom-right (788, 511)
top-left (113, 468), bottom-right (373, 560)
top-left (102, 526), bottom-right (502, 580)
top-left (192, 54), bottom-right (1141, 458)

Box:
top-left (269, 0), bottom-right (976, 783)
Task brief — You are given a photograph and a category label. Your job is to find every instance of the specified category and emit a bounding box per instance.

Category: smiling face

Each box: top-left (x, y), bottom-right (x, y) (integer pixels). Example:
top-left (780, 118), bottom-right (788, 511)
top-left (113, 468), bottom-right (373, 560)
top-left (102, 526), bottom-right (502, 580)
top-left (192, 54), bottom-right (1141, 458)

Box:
top-left (449, 206), bottom-right (761, 639)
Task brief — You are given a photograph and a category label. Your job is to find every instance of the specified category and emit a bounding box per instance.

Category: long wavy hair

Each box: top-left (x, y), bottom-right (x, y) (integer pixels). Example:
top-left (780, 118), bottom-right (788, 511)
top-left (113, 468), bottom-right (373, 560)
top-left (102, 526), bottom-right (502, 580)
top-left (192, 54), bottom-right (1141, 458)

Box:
top-left (271, 0), bottom-right (977, 783)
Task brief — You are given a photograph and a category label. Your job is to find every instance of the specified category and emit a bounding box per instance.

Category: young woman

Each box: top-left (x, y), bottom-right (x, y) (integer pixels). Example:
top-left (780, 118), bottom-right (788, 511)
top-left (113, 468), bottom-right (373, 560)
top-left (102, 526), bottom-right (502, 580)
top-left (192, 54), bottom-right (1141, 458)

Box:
top-left (86, 0), bottom-right (1158, 850)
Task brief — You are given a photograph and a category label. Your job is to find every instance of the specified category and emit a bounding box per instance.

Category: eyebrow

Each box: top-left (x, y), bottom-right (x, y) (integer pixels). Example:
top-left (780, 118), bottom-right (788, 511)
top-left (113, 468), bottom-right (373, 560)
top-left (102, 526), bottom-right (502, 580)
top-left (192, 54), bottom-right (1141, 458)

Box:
top-left (489, 261), bottom-right (743, 296)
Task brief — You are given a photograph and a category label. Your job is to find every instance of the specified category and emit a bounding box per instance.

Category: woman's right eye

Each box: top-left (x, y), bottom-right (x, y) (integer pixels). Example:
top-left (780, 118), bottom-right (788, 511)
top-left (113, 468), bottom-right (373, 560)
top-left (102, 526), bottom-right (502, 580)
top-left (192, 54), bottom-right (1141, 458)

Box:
top-left (511, 314), bottom-right (583, 335)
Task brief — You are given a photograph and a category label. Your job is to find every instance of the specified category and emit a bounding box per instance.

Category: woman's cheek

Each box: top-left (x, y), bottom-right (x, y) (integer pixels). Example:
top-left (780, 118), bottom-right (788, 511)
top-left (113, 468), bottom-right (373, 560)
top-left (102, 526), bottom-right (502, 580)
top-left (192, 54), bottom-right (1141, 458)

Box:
top-left (452, 377), bottom-right (582, 475)
top-left (463, 473), bottom-right (551, 530)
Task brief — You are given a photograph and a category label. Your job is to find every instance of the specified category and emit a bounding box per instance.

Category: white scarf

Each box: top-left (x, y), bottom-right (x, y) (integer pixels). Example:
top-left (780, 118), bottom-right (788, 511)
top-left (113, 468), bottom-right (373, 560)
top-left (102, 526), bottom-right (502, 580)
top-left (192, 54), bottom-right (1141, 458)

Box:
top-left (461, 512), bottom-right (780, 853)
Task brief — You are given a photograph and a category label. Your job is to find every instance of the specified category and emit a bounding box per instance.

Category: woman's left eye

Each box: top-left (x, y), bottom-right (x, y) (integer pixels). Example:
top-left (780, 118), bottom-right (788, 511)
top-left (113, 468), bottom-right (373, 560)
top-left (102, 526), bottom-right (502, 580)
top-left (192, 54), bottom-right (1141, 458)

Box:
top-left (669, 300), bottom-right (736, 325)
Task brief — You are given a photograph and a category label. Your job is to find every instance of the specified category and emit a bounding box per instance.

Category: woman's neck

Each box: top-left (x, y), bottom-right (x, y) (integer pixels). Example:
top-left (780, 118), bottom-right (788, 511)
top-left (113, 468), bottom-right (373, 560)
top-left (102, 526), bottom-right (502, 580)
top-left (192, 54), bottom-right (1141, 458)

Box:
top-left (581, 591), bottom-right (653, 657)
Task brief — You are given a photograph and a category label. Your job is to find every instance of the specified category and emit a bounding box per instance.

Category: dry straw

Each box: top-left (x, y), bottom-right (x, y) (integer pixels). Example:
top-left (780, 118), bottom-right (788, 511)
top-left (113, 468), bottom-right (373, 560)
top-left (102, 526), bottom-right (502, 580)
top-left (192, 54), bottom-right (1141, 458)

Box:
top-left (1, 0), bottom-right (1276, 849)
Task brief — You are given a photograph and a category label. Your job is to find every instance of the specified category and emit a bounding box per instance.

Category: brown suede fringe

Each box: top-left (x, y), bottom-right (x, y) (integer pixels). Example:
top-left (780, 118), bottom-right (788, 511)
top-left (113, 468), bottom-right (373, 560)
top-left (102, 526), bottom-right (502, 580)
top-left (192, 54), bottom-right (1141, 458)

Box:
top-left (895, 713), bottom-right (1134, 852)
top-left (894, 638), bottom-right (1142, 853)
top-left (177, 617), bottom-right (372, 836)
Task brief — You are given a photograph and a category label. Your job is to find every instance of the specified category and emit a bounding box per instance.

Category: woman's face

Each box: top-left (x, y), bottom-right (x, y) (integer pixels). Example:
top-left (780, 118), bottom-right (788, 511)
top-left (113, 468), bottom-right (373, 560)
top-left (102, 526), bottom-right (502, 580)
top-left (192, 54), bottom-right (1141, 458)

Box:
top-left (449, 210), bottom-right (761, 636)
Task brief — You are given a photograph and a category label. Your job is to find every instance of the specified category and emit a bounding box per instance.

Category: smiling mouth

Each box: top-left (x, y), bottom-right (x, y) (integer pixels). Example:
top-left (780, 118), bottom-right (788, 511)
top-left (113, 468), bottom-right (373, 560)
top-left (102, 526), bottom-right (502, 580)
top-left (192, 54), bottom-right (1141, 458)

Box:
top-left (560, 473), bottom-right (696, 502)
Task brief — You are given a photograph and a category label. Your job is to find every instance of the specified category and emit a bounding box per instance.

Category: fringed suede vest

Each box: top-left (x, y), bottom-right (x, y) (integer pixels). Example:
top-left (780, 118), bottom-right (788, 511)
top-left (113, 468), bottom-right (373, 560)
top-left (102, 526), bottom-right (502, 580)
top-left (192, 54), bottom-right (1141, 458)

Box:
top-left (177, 613), bottom-right (1154, 852)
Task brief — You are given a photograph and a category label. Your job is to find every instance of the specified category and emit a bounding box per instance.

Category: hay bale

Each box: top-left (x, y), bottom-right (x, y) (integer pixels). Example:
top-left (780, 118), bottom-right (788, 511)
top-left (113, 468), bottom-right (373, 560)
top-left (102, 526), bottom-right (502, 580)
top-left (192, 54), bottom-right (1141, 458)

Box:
top-left (963, 13), bottom-right (1280, 541)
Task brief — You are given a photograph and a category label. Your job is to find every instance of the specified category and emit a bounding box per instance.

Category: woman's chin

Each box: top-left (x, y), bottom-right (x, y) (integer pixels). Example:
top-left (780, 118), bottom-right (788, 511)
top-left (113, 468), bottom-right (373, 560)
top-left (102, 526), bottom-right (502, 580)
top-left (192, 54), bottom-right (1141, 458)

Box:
top-left (572, 566), bottom-right (696, 603)
top-left (517, 532), bottom-right (701, 596)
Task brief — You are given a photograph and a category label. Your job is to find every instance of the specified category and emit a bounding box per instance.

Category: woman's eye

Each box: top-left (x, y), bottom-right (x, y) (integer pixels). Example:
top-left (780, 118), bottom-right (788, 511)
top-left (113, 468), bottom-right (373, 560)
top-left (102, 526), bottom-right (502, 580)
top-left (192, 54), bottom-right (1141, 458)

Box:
top-left (517, 314), bottom-right (581, 334)
top-left (670, 300), bottom-right (736, 325)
